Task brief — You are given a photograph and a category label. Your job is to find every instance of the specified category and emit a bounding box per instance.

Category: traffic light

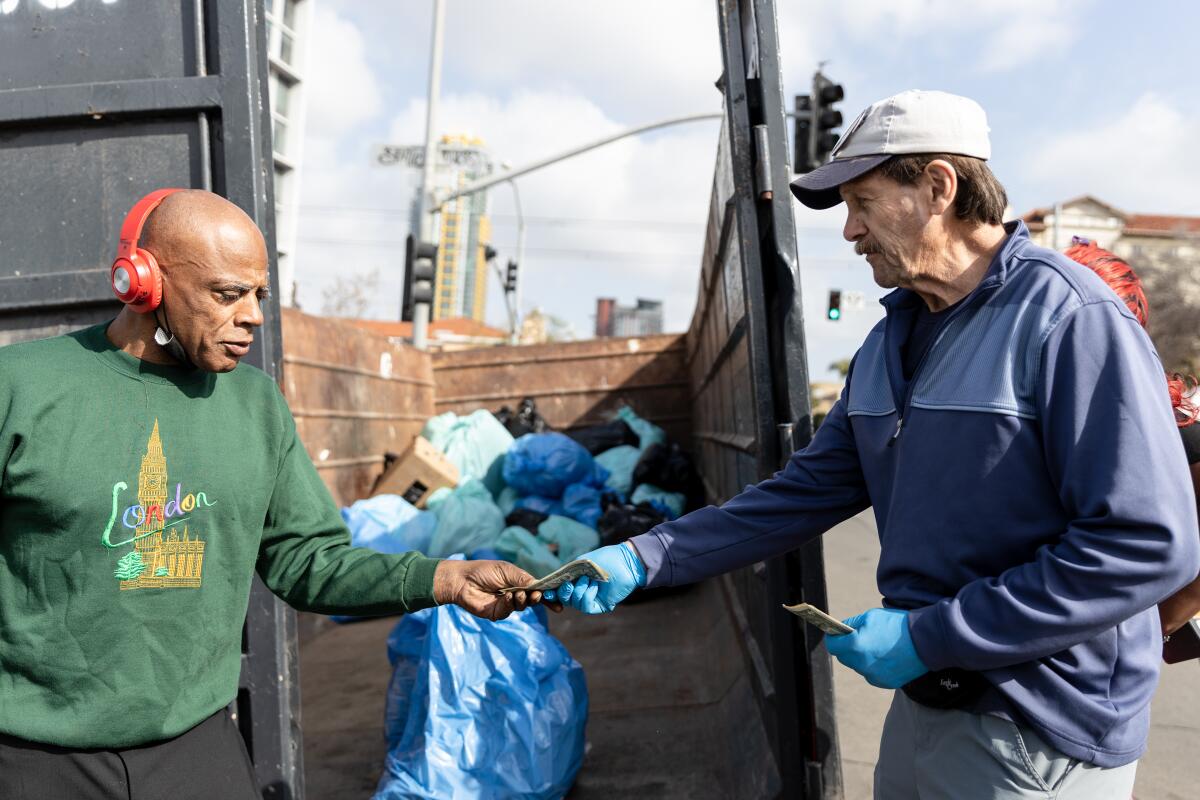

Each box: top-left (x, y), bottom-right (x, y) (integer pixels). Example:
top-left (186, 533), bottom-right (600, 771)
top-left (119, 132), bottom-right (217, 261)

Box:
top-left (402, 233), bottom-right (438, 322)
top-left (793, 94), bottom-right (816, 173)
top-left (810, 71), bottom-right (844, 167)
top-left (504, 260), bottom-right (518, 294)
top-left (794, 71), bottom-right (845, 173)
top-left (827, 289), bottom-right (842, 321)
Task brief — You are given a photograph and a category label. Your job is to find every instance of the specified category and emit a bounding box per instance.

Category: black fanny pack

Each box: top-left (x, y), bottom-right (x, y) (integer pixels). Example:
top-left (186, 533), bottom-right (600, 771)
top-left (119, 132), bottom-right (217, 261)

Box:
top-left (902, 668), bottom-right (989, 710)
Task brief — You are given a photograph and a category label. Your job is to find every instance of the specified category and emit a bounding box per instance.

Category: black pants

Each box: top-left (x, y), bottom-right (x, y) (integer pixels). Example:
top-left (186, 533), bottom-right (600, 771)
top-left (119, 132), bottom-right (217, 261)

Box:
top-left (0, 708), bottom-right (259, 800)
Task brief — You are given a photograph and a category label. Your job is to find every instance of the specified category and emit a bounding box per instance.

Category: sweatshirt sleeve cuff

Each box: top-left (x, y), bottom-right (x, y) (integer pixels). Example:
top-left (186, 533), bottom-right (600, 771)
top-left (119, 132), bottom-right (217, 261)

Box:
top-left (629, 528), bottom-right (673, 589)
top-left (402, 555), bottom-right (442, 612)
top-left (906, 601), bottom-right (957, 672)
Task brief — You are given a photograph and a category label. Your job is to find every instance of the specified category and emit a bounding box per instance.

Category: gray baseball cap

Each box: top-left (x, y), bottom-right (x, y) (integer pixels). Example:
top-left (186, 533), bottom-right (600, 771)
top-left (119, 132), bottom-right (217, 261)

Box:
top-left (790, 90), bottom-right (992, 210)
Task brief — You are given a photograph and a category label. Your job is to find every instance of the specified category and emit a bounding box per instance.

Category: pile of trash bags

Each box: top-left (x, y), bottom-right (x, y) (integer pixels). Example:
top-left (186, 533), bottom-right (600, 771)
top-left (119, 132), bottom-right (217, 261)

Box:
top-left (341, 400), bottom-right (701, 579)
top-left (340, 401), bottom-right (701, 798)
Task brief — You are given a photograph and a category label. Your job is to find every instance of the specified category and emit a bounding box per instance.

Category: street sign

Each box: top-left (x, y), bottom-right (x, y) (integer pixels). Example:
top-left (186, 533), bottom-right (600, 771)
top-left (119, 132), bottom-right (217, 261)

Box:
top-left (374, 142), bottom-right (493, 172)
top-left (843, 290), bottom-right (866, 311)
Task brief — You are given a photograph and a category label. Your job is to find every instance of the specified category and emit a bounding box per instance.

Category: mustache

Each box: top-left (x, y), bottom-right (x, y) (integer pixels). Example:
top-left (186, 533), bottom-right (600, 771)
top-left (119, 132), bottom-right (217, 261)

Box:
top-left (855, 240), bottom-right (882, 256)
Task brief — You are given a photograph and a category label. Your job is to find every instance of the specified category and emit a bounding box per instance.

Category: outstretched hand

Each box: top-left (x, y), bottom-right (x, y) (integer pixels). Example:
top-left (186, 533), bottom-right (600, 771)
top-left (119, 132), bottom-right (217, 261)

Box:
top-left (432, 559), bottom-right (562, 621)
top-left (543, 542), bottom-right (647, 614)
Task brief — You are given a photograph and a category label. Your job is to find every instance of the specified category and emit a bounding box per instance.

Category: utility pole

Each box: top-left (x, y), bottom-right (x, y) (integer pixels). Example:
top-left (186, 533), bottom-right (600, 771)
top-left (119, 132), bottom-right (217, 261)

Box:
top-left (412, 0), bottom-right (446, 350)
top-left (506, 178), bottom-right (525, 344)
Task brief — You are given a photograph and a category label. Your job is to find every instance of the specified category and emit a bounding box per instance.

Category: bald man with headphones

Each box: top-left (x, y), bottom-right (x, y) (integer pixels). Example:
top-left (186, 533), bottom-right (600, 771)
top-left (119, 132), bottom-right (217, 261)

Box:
top-left (0, 189), bottom-right (549, 798)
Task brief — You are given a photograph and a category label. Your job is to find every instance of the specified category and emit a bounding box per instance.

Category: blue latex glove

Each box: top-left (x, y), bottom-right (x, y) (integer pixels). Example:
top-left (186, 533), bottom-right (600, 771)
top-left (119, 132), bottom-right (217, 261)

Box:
top-left (542, 542), bottom-right (646, 614)
top-left (824, 608), bottom-right (929, 689)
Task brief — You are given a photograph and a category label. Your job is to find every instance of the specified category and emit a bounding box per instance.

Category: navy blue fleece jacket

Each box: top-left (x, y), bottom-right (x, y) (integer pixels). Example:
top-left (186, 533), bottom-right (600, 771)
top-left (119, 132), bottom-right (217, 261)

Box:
top-left (631, 222), bottom-right (1199, 767)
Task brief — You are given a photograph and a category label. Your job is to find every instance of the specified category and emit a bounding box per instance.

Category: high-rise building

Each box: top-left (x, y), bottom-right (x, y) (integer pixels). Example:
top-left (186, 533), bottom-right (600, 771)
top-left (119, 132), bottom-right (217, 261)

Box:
top-left (411, 136), bottom-right (495, 323)
top-left (595, 297), bottom-right (664, 338)
top-left (265, 0), bottom-right (313, 306)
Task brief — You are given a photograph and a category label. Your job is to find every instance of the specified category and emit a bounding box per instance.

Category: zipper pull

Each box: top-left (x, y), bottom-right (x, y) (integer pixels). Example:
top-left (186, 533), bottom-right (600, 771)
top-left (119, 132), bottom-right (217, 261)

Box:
top-left (888, 416), bottom-right (904, 447)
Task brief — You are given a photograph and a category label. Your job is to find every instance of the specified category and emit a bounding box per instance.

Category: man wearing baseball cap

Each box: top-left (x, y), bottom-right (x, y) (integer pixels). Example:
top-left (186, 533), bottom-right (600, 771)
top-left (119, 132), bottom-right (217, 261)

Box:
top-left (549, 90), bottom-right (1198, 798)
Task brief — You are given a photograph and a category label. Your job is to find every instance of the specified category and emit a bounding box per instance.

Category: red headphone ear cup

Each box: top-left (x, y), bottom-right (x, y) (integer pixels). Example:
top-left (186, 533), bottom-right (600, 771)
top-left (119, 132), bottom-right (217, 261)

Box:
top-left (110, 252), bottom-right (161, 312)
top-left (126, 249), bottom-right (163, 313)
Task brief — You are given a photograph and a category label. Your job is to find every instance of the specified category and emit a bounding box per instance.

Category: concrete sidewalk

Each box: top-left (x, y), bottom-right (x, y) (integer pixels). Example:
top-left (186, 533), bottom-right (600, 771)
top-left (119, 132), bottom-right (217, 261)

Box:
top-left (823, 509), bottom-right (1194, 799)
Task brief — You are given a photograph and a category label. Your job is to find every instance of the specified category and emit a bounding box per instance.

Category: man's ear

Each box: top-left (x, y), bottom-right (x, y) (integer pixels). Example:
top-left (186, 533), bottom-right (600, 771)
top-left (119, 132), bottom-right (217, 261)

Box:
top-left (924, 159), bottom-right (958, 216)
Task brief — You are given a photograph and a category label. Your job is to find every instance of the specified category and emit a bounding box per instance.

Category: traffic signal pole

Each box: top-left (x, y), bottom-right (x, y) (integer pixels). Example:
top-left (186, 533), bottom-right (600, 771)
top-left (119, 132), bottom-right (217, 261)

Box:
top-left (506, 178), bottom-right (525, 344)
top-left (412, 0), bottom-right (446, 351)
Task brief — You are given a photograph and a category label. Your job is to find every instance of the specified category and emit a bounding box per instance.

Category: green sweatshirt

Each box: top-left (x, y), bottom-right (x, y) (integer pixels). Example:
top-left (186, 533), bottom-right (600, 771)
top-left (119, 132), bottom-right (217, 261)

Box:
top-left (0, 323), bottom-right (440, 748)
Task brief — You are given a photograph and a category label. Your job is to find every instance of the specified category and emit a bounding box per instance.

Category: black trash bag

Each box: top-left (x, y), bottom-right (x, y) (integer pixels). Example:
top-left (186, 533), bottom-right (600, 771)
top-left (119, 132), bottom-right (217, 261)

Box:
top-left (504, 508), bottom-right (549, 535)
top-left (632, 442), bottom-right (696, 493)
top-left (596, 502), bottom-right (667, 548)
top-left (632, 442), bottom-right (704, 512)
top-left (494, 397), bottom-right (551, 439)
top-left (596, 501), bottom-right (694, 606)
top-left (565, 420), bottom-right (639, 455)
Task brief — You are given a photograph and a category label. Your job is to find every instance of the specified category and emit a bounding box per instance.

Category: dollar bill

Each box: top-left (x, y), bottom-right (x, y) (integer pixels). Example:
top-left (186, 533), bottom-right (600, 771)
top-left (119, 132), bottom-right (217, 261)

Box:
top-left (498, 558), bottom-right (610, 594)
top-left (782, 602), bottom-right (854, 635)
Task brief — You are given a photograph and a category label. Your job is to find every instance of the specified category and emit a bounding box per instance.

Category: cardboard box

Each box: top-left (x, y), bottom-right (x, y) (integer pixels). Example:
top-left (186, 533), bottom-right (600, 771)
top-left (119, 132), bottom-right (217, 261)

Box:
top-left (371, 436), bottom-right (460, 507)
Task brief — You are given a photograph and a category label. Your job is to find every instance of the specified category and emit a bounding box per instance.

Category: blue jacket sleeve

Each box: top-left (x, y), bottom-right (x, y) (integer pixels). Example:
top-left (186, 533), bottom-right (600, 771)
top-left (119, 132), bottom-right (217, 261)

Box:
top-left (908, 300), bottom-right (1200, 671)
top-left (631, 388), bottom-right (871, 588)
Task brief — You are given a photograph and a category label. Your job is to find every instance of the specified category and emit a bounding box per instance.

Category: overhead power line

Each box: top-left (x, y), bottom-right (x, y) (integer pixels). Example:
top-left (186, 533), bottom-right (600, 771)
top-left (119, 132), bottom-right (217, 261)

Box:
top-left (299, 204), bottom-right (704, 231)
top-left (297, 204), bottom-right (843, 235)
top-left (295, 236), bottom-right (701, 261)
top-left (294, 235), bottom-right (862, 268)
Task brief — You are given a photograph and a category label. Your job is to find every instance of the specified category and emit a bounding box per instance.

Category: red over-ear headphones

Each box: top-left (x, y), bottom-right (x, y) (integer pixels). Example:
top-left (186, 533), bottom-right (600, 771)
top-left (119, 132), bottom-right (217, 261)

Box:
top-left (111, 188), bottom-right (183, 313)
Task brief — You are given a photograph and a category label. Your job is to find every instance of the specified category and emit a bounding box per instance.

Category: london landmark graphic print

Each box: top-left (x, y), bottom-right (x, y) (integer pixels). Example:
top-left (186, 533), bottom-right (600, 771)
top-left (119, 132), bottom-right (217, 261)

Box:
top-left (113, 421), bottom-right (207, 590)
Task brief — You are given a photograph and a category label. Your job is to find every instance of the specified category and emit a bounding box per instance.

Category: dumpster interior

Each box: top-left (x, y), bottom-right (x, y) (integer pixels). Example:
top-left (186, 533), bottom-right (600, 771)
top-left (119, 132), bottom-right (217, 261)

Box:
top-left (301, 578), bottom-right (778, 800)
top-left (286, 311), bottom-right (796, 798)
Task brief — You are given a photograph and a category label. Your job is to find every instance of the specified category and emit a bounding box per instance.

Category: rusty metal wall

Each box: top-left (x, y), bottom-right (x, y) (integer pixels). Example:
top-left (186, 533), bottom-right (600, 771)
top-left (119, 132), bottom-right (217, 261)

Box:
top-left (279, 309), bottom-right (435, 507)
top-left (431, 334), bottom-right (691, 443)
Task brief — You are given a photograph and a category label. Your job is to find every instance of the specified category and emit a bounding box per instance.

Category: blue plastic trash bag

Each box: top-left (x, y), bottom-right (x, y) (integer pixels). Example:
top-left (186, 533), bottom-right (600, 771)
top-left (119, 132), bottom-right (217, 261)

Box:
top-left (421, 410), bottom-right (515, 496)
top-left (376, 600), bottom-right (587, 800)
top-left (631, 484), bottom-right (686, 520)
top-left (561, 481), bottom-right (605, 529)
top-left (515, 494), bottom-right (566, 518)
top-left (616, 406), bottom-right (667, 451)
top-left (503, 433), bottom-right (595, 498)
top-left (425, 480), bottom-right (506, 558)
top-left (594, 444), bottom-right (639, 498)
top-left (341, 494), bottom-right (437, 555)
top-left (494, 526), bottom-right (562, 578)
top-left (496, 485), bottom-right (521, 516)
top-left (538, 515), bottom-right (600, 564)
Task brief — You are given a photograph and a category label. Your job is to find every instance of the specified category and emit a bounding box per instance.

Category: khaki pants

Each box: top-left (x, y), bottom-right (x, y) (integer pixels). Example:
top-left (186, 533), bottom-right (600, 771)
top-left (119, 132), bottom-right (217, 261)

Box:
top-left (874, 691), bottom-right (1138, 799)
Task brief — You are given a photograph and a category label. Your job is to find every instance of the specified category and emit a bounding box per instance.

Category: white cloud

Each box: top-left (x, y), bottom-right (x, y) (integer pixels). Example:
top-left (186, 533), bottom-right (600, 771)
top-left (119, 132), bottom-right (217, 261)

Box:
top-left (1025, 93), bottom-right (1200, 214)
top-left (781, 0), bottom-right (1092, 76)
top-left (320, 0), bottom-right (723, 123)
top-left (304, 5), bottom-right (383, 138)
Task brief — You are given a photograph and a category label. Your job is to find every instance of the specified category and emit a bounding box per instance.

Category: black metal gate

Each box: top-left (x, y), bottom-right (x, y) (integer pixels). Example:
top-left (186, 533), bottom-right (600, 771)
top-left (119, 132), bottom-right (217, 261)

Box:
top-left (689, 1), bottom-right (842, 796)
top-left (0, 2), bottom-right (301, 797)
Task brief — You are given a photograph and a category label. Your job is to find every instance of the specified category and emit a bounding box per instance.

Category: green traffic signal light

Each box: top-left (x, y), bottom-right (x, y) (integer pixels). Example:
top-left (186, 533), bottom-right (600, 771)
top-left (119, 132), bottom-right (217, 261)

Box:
top-left (827, 289), bottom-right (842, 320)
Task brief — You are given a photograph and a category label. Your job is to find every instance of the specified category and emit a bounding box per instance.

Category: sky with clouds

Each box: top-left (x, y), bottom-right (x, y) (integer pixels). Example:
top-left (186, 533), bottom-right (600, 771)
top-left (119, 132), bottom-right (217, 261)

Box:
top-left (293, 0), bottom-right (1200, 380)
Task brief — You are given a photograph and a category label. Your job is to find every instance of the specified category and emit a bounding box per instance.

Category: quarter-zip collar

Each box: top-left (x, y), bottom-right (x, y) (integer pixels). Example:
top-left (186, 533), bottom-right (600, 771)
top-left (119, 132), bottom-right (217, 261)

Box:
top-left (877, 220), bottom-right (1027, 444)
top-left (878, 219), bottom-right (1027, 315)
